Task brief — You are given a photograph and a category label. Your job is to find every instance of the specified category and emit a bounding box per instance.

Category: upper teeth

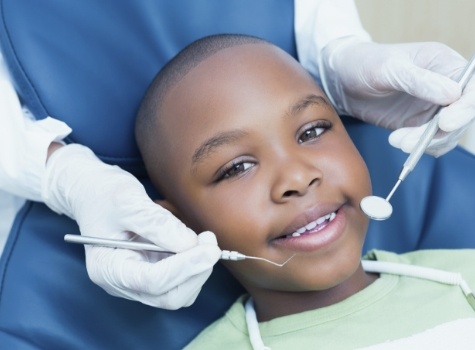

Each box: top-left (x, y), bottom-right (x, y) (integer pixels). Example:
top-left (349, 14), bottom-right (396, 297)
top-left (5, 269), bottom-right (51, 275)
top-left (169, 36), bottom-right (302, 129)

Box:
top-left (289, 212), bottom-right (336, 237)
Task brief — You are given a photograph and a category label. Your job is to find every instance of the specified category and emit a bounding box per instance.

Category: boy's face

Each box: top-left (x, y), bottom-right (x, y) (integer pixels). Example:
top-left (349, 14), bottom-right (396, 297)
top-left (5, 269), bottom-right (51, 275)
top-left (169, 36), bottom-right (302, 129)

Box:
top-left (157, 43), bottom-right (372, 296)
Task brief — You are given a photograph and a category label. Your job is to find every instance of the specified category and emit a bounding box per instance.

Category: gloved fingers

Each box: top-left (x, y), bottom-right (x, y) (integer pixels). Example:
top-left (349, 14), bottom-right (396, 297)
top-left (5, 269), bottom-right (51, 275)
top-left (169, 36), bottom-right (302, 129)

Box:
top-left (116, 198), bottom-right (199, 252)
top-left (139, 232), bottom-right (219, 308)
top-left (86, 233), bottom-right (221, 308)
top-left (388, 124), bottom-right (427, 153)
top-left (139, 267), bottom-right (214, 309)
top-left (388, 74), bottom-right (474, 156)
top-left (139, 231), bottom-right (219, 263)
top-left (78, 189), bottom-right (199, 252)
top-left (389, 123), bottom-right (462, 156)
top-left (438, 77), bottom-right (475, 132)
top-left (383, 60), bottom-right (461, 106)
top-left (123, 243), bottom-right (219, 304)
top-left (196, 230), bottom-right (218, 245)
top-left (424, 135), bottom-right (460, 157)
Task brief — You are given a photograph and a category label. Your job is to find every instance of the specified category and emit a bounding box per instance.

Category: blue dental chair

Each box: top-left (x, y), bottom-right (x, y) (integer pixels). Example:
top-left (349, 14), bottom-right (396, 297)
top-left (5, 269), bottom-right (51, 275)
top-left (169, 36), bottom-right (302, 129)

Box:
top-left (1, 1), bottom-right (474, 349)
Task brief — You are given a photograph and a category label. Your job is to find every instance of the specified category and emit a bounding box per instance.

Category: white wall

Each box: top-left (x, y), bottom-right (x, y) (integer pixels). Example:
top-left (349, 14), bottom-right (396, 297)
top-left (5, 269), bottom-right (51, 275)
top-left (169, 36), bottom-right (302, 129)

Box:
top-left (355, 0), bottom-right (475, 153)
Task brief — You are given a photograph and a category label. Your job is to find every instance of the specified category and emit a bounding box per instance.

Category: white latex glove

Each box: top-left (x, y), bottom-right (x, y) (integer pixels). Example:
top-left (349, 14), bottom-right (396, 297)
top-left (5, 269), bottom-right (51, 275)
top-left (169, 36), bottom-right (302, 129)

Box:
top-left (42, 144), bottom-right (221, 309)
top-left (320, 37), bottom-right (474, 156)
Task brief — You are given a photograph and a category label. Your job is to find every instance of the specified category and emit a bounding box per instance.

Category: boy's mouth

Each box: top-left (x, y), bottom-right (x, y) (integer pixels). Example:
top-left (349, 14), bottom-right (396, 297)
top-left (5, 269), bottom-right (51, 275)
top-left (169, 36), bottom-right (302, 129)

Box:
top-left (272, 206), bottom-right (346, 252)
top-left (283, 211), bottom-right (337, 238)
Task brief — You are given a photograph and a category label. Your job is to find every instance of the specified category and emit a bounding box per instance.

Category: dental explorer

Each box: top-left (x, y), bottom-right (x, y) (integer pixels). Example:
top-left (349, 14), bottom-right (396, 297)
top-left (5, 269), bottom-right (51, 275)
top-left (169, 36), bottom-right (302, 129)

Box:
top-left (361, 53), bottom-right (475, 221)
top-left (64, 234), bottom-right (295, 267)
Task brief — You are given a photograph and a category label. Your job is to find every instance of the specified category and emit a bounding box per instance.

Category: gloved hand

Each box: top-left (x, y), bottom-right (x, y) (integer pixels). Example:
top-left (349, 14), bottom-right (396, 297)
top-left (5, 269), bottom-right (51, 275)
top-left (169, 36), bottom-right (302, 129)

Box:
top-left (42, 144), bottom-right (221, 309)
top-left (319, 37), bottom-right (474, 156)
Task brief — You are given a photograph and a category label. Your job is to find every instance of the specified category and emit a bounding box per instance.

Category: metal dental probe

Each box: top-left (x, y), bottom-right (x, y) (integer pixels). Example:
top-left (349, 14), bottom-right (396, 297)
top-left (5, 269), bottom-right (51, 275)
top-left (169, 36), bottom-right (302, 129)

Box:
top-left (64, 234), bottom-right (295, 267)
top-left (361, 53), bottom-right (475, 220)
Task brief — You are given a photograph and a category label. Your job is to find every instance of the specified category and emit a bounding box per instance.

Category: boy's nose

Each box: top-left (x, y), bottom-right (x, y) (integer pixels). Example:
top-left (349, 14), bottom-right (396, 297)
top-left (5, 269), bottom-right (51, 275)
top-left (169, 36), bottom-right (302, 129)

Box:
top-left (270, 155), bottom-right (322, 202)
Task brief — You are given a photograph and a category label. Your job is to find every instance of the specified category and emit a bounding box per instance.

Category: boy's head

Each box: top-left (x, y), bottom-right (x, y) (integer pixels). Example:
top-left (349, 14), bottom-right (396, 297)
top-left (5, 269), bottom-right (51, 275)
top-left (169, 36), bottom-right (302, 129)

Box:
top-left (136, 34), bottom-right (373, 315)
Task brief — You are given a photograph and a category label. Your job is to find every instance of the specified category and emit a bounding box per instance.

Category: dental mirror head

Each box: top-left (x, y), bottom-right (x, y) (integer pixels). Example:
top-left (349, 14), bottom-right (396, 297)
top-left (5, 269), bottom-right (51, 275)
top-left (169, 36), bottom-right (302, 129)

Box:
top-left (360, 195), bottom-right (393, 221)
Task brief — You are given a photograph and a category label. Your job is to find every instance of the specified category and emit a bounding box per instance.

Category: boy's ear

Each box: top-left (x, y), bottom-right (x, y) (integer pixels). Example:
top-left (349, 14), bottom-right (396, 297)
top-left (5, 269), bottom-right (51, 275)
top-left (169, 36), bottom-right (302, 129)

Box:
top-left (153, 199), bottom-right (182, 220)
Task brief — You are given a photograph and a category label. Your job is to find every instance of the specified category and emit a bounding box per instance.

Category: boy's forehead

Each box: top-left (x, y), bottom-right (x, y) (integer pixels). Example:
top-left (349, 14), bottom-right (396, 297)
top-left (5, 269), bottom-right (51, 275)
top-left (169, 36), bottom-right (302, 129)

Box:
top-left (158, 42), bottom-right (326, 155)
top-left (190, 43), bottom-right (292, 79)
top-left (168, 43), bottom-right (320, 105)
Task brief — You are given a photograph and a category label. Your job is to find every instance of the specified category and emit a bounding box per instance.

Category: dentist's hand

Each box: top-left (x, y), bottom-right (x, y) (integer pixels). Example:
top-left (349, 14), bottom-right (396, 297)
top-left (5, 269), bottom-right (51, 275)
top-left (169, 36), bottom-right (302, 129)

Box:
top-left (42, 144), bottom-right (221, 309)
top-left (320, 38), bottom-right (474, 156)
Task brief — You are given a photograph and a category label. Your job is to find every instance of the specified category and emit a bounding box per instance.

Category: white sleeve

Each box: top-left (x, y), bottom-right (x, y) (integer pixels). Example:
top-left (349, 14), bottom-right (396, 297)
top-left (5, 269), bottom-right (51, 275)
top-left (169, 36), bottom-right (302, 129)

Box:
top-left (0, 51), bottom-right (72, 201)
top-left (294, 0), bottom-right (371, 84)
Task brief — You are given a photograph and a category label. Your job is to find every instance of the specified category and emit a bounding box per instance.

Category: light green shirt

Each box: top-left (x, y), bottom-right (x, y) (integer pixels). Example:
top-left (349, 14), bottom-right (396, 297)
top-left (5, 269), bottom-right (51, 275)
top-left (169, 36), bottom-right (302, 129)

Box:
top-left (185, 250), bottom-right (475, 349)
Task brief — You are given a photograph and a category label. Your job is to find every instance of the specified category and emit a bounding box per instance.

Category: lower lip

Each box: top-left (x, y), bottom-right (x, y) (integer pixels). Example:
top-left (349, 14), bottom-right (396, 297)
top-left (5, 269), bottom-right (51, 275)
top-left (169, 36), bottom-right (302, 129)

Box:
top-left (272, 208), bottom-right (346, 253)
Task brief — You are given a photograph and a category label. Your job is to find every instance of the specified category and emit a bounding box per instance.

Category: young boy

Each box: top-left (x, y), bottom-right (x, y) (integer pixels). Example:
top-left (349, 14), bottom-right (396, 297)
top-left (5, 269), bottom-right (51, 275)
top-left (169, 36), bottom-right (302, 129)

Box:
top-left (135, 34), bottom-right (475, 349)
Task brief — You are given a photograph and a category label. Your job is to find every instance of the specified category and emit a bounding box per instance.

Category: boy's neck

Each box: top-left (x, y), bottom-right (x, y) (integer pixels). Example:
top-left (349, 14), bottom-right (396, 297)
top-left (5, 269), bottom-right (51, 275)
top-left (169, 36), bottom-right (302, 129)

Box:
top-left (249, 264), bottom-right (379, 322)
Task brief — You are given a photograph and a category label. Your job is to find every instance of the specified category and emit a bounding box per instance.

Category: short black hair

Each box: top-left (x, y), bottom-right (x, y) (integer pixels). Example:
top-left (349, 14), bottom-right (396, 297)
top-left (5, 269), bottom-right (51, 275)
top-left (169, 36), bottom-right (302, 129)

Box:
top-left (135, 34), bottom-right (269, 192)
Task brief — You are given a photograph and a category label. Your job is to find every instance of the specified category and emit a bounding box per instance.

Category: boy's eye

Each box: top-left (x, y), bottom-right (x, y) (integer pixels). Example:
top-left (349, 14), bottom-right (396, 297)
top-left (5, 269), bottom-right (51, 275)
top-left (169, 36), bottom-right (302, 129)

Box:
top-left (216, 160), bottom-right (255, 181)
top-left (298, 121), bottom-right (332, 144)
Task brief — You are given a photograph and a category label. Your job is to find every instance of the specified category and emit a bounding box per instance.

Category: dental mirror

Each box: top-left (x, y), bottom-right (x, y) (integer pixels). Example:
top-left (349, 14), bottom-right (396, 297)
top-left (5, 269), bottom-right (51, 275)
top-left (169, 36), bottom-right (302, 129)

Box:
top-left (360, 178), bottom-right (400, 221)
top-left (360, 195), bottom-right (393, 221)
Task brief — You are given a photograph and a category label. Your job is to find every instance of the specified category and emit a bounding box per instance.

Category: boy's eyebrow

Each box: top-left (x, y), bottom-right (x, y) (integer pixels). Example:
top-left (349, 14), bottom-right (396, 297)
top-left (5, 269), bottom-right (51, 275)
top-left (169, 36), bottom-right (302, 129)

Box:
top-left (192, 130), bottom-right (248, 166)
top-left (288, 94), bottom-right (331, 116)
top-left (191, 95), bottom-right (330, 168)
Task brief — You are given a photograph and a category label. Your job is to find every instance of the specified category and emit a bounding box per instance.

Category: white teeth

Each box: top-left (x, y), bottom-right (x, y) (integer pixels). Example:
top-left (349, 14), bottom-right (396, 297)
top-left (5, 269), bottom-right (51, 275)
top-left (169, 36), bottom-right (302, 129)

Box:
top-left (305, 221), bottom-right (317, 230)
top-left (316, 216), bottom-right (326, 225)
top-left (287, 211), bottom-right (337, 238)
